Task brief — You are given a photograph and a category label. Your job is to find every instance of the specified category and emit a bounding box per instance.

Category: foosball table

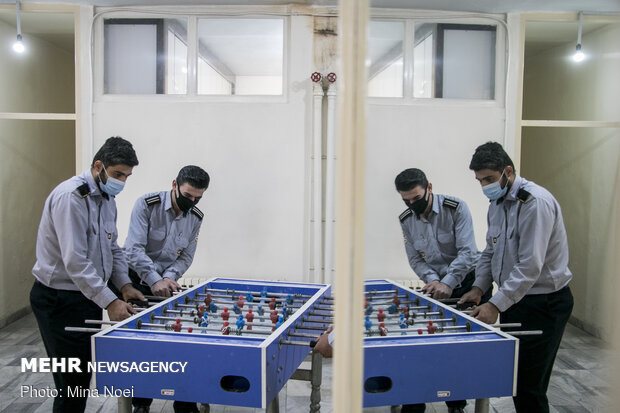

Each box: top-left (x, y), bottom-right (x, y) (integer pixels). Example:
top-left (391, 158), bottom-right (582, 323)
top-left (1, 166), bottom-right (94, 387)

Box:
top-left (90, 278), bottom-right (518, 410)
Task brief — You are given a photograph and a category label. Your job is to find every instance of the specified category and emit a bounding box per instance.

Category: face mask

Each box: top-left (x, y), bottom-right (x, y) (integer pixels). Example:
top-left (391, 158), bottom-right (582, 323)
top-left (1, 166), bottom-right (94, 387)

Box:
top-left (405, 188), bottom-right (429, 217)
top-left (482, 170), bottom-right (508, 201)
top-left (99, 165), bottom-right (125, 196)
top-left (175, 187), bottom-right (196, 213)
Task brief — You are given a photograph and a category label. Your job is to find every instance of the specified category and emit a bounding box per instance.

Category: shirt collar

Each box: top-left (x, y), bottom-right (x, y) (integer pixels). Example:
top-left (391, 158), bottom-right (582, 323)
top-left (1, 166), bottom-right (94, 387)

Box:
top-left (81, 170), bottom-right (106, 198)
top-left (165, 190), bottom-right (174, 211)
top-left (497, 174), bottom-right (523, 204)
top-left (415, 192), bottom-right (438, 222)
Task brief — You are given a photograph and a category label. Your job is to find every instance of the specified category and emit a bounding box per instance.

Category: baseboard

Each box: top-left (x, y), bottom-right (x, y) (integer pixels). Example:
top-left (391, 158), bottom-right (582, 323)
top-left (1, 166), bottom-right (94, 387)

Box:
top-left (568, 315), bottom-right (607, 341)
top-left (0, 306), bottom-right (32, 330)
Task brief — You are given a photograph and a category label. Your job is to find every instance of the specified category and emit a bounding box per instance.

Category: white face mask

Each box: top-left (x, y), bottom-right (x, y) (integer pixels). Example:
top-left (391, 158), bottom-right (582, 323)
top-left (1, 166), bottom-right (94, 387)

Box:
top-left (482, 170), bottom-right (508, 201)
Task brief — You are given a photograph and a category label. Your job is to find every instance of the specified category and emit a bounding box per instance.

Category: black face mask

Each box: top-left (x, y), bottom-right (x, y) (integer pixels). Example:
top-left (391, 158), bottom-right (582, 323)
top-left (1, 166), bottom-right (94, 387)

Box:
top-left (175, 188), bottom-right (196, 213)
top-left (405, 188), bottom-right (429, 217)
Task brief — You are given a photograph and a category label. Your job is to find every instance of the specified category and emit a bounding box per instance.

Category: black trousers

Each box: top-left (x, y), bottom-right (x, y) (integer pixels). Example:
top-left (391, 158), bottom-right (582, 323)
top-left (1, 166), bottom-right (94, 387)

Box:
top-left (501, 286), bottom-right (573, 413)
top-left (402, 270), bottom-right (487, 412)
top-left (30, 281), bottom-right (102, 413)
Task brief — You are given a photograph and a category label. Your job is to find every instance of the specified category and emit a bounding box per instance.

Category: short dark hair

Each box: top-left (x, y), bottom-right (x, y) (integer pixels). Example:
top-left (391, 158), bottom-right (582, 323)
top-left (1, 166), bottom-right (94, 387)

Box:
top-left (395, 168), bottom-right (428, 192)
top-left (469, 141), bottom-right (515, 173)
top-left (176, 165), bottom-right (210, 190)
top-left (91, 136), bottom-right (139, 168)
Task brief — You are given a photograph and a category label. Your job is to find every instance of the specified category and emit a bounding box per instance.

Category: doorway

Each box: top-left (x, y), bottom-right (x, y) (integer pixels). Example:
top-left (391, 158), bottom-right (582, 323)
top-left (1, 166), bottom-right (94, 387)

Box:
top-left (518, 13), bottom-right (620, 341)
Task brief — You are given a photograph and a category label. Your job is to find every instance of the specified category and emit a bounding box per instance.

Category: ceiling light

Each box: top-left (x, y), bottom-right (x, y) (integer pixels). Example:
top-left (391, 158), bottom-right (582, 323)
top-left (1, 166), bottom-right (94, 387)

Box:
top-left (13, 1), bottom-right (25, 54)
top-left (573, 12), bottom-right (584, 63)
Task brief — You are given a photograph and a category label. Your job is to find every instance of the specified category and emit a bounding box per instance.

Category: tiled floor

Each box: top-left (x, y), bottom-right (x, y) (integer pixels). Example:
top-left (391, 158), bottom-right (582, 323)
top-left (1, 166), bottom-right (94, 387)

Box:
top-left (0, 313), bottom-right (612, 413)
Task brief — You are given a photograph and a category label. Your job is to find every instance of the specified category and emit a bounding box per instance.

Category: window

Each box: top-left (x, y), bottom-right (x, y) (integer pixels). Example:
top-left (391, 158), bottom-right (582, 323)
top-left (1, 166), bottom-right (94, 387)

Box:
top-left (104, 18), bottom-right (188, 94)
top-left (368, 19), bottom-right (498, 100)
top-left (367, 21), bottom-right (404, 98)
top-left (197, 18), bottom-right (284, 95)
top-left (102, 16), bottom-right (285, 96)
top-left (413, 23), bottom-right (496, 99)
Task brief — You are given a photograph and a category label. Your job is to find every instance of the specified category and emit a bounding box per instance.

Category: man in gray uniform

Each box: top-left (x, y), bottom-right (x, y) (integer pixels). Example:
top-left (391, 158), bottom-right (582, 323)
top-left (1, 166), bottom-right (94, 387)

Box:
top-left (30, 137), bottom-right (145, 413)
top-left (395, 168), bottom-right (490, 413)
top-left (460, 141), bottom-right (573, 413)
top-left (123, 165), bottom-right (210, 413)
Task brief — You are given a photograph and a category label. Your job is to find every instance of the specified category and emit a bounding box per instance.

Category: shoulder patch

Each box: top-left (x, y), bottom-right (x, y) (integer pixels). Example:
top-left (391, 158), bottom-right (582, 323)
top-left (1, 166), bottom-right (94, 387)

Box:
top-left (516, 189), bottom-right (531, 203)
top-left (399, 208), bottom-right (413, 223)
top-left (191, 206), bottom-right (204, 220)
top-left (144, 194), bottom-right (161, 206)
top-left (77, 183), bottom-right (90, 198)
top-left (443, 198), bottom-right (459, 209)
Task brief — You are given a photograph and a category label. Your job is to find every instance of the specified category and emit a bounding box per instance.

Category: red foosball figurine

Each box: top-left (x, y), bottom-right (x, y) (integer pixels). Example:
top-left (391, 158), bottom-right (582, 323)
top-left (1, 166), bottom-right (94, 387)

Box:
top-left (237, 296), bottom-right (244, 309)
top-left (269, 297), bottom-right (277, 311)
top-left (393, 295), bottom-right (400, 307)
top-left (246, 308), bottom-right (254, 330)
top-left (221, 321), bottom-right (230, 335)
top-left (173, 322), bottom-right (182, 332)
top-left (379, 323), bottom-right (388, 336)
top-left (204, 294), bottom-right (212, 307)
top-left (377, 308), bottom-right (386, 322)
top-left (221, 307), bottom-right (230, 321)
top-left (270, 310), bottom-right (279, 324)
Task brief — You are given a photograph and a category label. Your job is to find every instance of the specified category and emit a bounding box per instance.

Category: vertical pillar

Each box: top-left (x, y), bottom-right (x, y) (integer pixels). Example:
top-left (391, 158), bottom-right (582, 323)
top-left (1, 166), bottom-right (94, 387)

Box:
top-left (333, 0), bottom-right (368, 412)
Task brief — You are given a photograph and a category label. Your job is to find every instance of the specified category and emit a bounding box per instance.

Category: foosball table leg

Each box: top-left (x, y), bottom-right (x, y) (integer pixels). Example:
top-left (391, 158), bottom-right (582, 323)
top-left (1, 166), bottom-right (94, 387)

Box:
top-left (117, 396), bottom-right (131, 413)
top-left (199, 403), bottom-right (210, 413)
top-left (474, 398), bottom-right (489, 413)
top-left (266, 394), bottom-right (280, 413)
top-left (310, 351), bottom-right (323, 413)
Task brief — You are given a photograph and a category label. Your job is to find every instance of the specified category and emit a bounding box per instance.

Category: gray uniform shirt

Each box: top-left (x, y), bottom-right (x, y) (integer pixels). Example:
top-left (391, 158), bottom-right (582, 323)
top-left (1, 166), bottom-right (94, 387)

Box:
top-left (473, 175), bottom-right (572, 312)
top-left (400, 194), bottom-right (480, 288)
top-left (32, 171), bottom-right (130, 309)
top-left (124, 191), bottom-right (203, 287)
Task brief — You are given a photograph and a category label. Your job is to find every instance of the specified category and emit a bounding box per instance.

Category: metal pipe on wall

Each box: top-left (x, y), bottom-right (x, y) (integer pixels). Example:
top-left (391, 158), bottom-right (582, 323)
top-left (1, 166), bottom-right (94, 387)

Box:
top-left (324, 85), bottom-right (337, 285)
top-left (312, 82), bottom-right (324, 283)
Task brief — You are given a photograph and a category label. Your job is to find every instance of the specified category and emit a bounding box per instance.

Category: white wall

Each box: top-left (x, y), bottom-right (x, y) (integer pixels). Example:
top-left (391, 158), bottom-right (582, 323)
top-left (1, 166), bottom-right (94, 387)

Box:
top-left (364, 104), bottom-right (506, 278)
top-left (521, 23), bottom-right (620, 341)
top-left (92, 15), bottom-right (314, 282)
top-left (0, 18), bottom-right (75, 327)
top-left (86, 8), bottom-right (512, 285)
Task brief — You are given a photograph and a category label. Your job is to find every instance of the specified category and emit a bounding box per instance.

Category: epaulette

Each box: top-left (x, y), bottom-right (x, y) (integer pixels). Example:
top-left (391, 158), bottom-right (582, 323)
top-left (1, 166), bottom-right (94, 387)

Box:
top-left (77, 183), bottom-right (90, 198)
top-left (443, 198), bottom-right (459, 209)
top-left (399, 208), bottom-right (413, 223)
top-left (516, 189), bottom-right (531, 203)
top-left (191, 206), bottom-right (204, 220)
top-left (144, 194), bottom-right (161, 207)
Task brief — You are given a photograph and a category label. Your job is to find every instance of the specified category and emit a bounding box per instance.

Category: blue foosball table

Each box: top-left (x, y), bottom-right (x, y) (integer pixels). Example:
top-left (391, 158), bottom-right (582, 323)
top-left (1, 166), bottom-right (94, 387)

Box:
top-left (91, 278), bottom-right (517, 410)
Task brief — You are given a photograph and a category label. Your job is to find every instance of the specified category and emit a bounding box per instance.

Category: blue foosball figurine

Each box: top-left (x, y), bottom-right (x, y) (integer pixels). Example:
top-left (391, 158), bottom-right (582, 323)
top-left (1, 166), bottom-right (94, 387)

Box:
top-left (209, 302), bottom-right (218, 313)
top-left (233, 303), bottom-right (241, 315)
top-left (364, 315), bottom-right (372, 335)
top-left (261, 287), bottom-right (268, 298)
top-left (246, 292), bottom-right (254, 303)
top-left (399, 314), bottom-right (407, 335)
top-left (365, 304), bottom-right (373, 316)
top-left (236, 314), bottom-right (245, 335)
top-left (286, 294), bottom-right (294, 305)
top-left (388, 303), bottom-right (397, 314)
top-left (275, 316), bottom-right (284, 329)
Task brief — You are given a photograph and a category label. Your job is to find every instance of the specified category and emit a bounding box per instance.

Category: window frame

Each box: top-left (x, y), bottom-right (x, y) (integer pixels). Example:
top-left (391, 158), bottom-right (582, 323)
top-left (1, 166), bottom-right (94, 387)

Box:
top-left (94, 10), bottom-right (289, 102)
top-left (367, 13), bottom-right (506, 106)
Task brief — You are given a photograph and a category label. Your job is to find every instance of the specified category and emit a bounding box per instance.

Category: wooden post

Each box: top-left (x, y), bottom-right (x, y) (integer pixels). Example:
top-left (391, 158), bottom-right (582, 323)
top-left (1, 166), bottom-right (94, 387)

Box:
top-left (333, 0), bottom-right (368, 412)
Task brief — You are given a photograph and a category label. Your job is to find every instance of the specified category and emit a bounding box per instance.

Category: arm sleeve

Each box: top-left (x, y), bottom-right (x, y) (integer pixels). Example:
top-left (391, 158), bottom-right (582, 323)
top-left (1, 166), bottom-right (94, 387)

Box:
top-left (442, 202), bottom-right (479, 289)
top-left (473, 210), bottom-right (494, 295)
top-left (52, 192), bottom-right (117, 309)
top-left (402, 223), bottom-right (440, 283)
top-left (490, 198), bottom-right (554, 312)
top-left (124, 199), bottom-right (162, 287)
top-left (109, 205), bottom-right (131, 290)
top-left (162, 221), bottom-right (202, 281)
